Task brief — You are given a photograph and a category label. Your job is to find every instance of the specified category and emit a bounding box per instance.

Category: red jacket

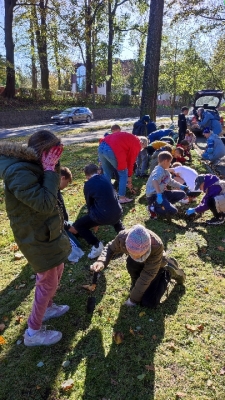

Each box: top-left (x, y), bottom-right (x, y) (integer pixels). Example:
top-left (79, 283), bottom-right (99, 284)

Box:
top-left (103, 132), bottom-right (141, 176)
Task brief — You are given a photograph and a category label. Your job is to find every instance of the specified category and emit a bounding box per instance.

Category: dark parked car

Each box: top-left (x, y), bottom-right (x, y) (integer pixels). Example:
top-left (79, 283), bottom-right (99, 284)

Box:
top-left (187, 89), bottom-right (224, 135)
top-left (51, 107), bottom-right (93, 125)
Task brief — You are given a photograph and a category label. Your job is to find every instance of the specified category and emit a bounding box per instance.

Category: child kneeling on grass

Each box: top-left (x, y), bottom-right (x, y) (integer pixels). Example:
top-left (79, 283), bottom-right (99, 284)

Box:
top-left (70, 163), bottom-right (124, 259)
top-left (186, 174), bottom-right (225, 225)
top-left (90, 224), bottom-right (185, 307)
top-left (146, 151), bottom-right (188, 219)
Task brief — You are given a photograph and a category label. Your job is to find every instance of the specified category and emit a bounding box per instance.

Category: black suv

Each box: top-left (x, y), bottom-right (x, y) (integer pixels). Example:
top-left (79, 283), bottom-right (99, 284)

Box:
top-left (187, 89), bottom-right (224, 135)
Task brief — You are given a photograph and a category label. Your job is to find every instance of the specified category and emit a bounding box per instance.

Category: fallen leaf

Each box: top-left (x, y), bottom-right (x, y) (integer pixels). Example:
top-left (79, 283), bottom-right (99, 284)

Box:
top-left (167, 342), bottom-right (176, 351)
top-left (15, 315), bottom-right (24, 324)
top-left (204, 287), bottom-right (209, 293)
top-left (0, 323), bottom-right (5, 331)
top-left (152, 335), bottom-right (157, 340)
top-left (185, 324), bottom-right (204, 333)
top-left (113, 331), bottom-right (124, 344)
top-left (137, 373), bottom-right (146, 380)
top-left (139, 311), bottom-right (146, 317)
top-left (61, 379), bottom-right (74, 391)
top-left (14, 252), bottom-right (23, 260)
top-left (145, 364), bottom-right (155, 371)
top-left (0, 336), bottom-right (7, 345)
top-left (220, 367), bottom-right (225, 375)
top-left (129, 327), bottom-right (135, 336)
top-left (176, 392), bottom-right (187, 399)
top-left (207, 379), bottom-right (213, 387)
top-left (81, 284), bottom-right (96, 292)
top-left (217, 246), bottom-right (224, 251)
top-left (36, 386), bottom-right (41, 390)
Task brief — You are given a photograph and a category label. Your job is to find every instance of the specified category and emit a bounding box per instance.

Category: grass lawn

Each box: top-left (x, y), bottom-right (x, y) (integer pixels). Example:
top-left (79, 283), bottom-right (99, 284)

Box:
top-left (0, 142), bottom-right (225, 400)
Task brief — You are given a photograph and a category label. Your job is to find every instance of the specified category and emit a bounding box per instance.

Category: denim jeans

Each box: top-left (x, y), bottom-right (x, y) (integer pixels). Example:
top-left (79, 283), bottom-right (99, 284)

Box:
top-left (147, 190), bottom-right (185, 215)
top-left (136, 149), bottom-right (149, 176)
top-left (98, 142), bottom-right (128, 197)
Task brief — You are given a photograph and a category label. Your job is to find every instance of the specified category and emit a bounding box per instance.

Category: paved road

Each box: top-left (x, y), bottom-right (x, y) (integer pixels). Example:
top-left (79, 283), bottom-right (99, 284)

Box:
top-left (0, 116), bottom-right (171, 145)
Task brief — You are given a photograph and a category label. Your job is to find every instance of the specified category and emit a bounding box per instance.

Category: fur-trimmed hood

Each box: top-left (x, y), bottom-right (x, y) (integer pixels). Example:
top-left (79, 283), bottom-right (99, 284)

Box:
top-left (0, 142), bottom-right (39, 179)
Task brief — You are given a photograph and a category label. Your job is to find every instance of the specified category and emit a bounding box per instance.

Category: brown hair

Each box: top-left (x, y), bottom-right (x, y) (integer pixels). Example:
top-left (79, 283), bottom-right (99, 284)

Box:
top-left (158, 151), bottom-right (173, 163)
top-left (161, 144), bottom-right (172, 153)
top-left (111, 124), bottom-right (121, 132)
top-left (60, 167), bottom-right (72, 182)
top-left (138, 136), bottom-right (148, 147)
top-left (84, 163), bottom-right (98, 176)
top-left (175, 147), bottom-right (184, 156)
top-left (28, 130), bottom-right (61, 158)
top-left (180, 140), bottom-right (189, 147)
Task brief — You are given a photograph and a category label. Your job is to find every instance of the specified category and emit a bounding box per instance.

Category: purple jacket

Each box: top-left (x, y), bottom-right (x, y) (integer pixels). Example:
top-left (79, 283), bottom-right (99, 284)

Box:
top-left (195, 174), bottom-right (222, 214)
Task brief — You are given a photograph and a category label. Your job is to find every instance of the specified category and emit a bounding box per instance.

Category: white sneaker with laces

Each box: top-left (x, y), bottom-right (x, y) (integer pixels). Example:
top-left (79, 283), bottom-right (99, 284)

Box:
top-left (88, 242), bottom-right (104, 259)
top-left (42, 303), bottom-right (69, 322)
top-left (24, 326), bottom-right (62, 346)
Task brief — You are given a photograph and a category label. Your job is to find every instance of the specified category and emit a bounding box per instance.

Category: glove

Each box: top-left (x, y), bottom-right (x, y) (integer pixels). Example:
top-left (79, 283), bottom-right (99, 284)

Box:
top-left (180, 185), bottom-right (189, 193)
top-left (186, 208), bottom-right (196, 216)
top-left (124, 298), bottom-right (136, 307)
top-left (156, 193), bottom-right (163, 204)
top-left (41, 145), bottom-right (63, 171)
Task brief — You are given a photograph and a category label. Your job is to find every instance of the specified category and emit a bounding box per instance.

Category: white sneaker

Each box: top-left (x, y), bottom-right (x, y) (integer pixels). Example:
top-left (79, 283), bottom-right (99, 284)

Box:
top-left (24, 327), bottom-right (62, 346)
top-left (88, 242), bottom-right (104, 259)
top-left (42, 303), bottom-right (69, 322)
top-left (179, 198), bottom-right (189, 204)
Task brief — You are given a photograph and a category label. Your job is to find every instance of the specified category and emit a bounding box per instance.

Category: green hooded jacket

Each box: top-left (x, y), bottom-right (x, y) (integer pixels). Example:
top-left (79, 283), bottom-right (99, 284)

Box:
top-left (0, 142), bottom-right (71, 273)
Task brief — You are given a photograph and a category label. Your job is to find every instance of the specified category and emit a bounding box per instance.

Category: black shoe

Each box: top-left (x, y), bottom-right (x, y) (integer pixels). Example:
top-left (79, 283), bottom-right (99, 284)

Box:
top-left (206, 216), bottom-right (225, 225)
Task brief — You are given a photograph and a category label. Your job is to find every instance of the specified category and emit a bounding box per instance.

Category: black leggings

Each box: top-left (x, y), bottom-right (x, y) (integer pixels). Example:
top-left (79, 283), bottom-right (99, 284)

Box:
top-left (74, 215), bottom-right (124, 246)
top-left (208, 197), bottom-right (223, 218)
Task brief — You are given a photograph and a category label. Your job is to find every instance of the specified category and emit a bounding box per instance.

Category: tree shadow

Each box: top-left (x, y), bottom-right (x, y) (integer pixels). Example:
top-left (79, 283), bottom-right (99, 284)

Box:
top-left (0, 269), bottom-right (107, 400)
top-left (66, 284), bottom-right (185, 400)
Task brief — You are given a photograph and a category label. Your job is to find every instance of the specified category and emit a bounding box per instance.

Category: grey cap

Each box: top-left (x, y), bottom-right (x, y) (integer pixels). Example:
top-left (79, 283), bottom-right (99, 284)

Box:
top-left (195, 175), bottom-right (206, 190)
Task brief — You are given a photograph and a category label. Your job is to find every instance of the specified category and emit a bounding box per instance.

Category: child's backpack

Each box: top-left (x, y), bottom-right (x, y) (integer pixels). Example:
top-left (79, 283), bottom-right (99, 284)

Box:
top-left (140, 267), bottom-right (171, 308)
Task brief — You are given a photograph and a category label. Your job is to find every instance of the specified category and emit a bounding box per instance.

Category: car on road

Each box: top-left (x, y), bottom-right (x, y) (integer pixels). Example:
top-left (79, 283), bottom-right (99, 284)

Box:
top-left (187, 89), bottom-right (224, 135)
top-left (51, 107), bottom-right (93, 125)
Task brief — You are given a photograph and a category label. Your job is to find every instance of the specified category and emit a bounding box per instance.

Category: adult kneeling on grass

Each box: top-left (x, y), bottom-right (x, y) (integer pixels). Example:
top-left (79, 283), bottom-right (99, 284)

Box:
top-left (90, 224), bottom-right (186, 308)
top-left (98, 131), bottom-right (141, 204)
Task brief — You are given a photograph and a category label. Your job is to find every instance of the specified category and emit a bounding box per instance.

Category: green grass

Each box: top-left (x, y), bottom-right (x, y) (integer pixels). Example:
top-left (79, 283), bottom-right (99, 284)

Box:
top-left (0, 144), bottom-right (225, 400)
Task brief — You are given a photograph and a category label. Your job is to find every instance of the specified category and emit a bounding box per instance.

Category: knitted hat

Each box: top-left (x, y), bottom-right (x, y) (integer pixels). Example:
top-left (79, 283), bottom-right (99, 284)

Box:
top-left (27, 130), bottom-right (61, 158)
top-left (195, 174), bottom-right (206, 190)
top-left (125, 224), bottom-right (151, 262)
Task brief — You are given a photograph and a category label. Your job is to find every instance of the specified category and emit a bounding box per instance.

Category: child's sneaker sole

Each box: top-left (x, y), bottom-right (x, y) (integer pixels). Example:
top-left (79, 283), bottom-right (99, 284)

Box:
top-left (24, 328), bottom-right (62, 346)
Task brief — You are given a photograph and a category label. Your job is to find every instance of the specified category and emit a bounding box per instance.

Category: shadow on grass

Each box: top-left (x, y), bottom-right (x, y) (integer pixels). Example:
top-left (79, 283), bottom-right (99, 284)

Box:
top-left (65, 284), bottom-right (185, 400)
top-left (0, 269), bottom-right (107, 400)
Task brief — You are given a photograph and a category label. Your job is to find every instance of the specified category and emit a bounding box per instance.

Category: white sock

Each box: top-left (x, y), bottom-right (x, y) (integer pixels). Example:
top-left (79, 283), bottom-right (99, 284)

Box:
top-left (27, 327), bottom-right (40, 337)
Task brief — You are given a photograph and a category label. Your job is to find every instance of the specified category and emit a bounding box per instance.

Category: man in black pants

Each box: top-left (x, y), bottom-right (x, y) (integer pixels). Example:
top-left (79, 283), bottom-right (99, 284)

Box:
top-left (70, 164), bottom-right (124, 259)
top-left (178, 106), bottom-right (189, 143)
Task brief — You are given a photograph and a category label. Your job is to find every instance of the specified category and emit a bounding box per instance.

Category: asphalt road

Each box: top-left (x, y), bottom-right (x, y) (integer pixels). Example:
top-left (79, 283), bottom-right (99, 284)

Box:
top-left (0, 116), bottom-right (172, 145)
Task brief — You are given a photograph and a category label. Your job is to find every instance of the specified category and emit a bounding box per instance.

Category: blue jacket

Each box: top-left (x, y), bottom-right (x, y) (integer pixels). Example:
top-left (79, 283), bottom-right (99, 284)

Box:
top-left (147, 121), bottom-right (157, 135)
top-left (202, 133), bottom-right (225, 163)
top-left (148, 129), bottom-right (173, 143)
top-left (199, 111), bottom-right (222, 136)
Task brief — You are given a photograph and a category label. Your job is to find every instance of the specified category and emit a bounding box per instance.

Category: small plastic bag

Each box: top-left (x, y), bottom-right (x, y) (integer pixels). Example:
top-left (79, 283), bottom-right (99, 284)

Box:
top-left (68, 237), bottom-right (84, 262)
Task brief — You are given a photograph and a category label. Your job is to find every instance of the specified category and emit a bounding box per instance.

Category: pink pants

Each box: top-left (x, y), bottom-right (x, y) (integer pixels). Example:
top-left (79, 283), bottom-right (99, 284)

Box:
top-left (28, 263), bottom-right (64, 330)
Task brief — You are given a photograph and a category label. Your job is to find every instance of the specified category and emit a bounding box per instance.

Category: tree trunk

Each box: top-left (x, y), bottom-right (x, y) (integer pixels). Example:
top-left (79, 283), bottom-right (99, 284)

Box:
top-left (34, 0), bottom-right (49, 92)
top-left (2, 0), bottom-right (17, 98)
top-left (30, 10), bottom-right (37, 90)
top-left (106, 2), bottom-right (114, 103)
top-left (85, 0), bottom-right (92, 94)
top-left (140, 0), bottom-right (165, 121)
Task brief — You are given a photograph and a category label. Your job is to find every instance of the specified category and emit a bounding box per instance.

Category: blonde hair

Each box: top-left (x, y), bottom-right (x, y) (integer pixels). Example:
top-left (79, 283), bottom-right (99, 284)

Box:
top-left (139, 136), bottom-right (148, 148)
